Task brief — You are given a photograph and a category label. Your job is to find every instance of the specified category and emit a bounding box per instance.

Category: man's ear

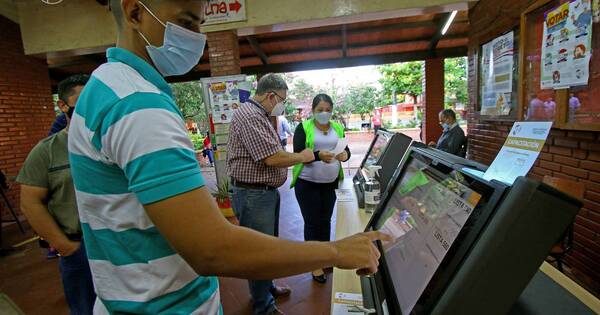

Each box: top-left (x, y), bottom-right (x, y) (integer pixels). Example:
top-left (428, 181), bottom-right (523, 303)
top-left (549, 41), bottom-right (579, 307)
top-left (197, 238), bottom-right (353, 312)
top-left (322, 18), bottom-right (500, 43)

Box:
top-left (122, 0), bottom-right (143, 30)
top-left (57, 99), bottom-right (69, 113)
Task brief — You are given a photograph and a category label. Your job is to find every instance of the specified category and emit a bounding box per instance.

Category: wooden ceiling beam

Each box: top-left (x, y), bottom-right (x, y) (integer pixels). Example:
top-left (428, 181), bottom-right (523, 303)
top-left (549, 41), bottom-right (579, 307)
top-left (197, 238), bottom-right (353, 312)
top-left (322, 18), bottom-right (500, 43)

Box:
top-left (428, 12), bottom-right (453, 54)
top-left (240, 47), bottom-right (467, 74)
top-left (341, 25), bottom-right (348, 58)
top-left (246, 36), bottom-right (269, 65)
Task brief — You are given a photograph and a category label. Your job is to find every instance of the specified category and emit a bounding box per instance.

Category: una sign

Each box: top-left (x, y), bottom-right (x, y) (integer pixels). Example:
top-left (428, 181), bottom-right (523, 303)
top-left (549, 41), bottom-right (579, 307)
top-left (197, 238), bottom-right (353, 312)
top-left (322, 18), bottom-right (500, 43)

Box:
top-left (204, 0), bottom-right (246, 25)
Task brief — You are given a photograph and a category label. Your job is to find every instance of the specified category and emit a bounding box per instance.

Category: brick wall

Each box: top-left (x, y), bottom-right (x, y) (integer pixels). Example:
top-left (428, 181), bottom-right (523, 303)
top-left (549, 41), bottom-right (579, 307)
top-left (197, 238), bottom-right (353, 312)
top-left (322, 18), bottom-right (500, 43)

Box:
top-left (0, 16), bottom-right (55, 219)
top-left (468, 0), bottom-right (600, 294)
top-left (206, 30), bottom-right (241, 77)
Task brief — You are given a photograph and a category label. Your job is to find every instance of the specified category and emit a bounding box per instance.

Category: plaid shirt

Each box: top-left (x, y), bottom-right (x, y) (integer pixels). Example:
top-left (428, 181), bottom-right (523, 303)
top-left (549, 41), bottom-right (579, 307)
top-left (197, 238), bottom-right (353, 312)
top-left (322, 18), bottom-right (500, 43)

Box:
top-left (227, 100), bottom-right (287, 187)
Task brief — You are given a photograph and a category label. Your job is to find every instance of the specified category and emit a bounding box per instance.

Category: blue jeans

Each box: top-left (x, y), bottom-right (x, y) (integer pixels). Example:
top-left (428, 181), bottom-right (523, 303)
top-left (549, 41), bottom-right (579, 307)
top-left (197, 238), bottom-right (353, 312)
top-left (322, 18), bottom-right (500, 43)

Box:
top-left (59, 242), bottom-right (96, 315)
top-left (232, 186), bottom-right (280, 315)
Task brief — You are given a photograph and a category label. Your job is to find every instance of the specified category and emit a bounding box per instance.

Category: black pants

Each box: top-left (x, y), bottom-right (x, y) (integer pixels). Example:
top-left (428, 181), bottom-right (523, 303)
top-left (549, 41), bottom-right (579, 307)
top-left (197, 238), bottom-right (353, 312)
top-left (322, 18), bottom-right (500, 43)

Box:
top-left (294, 178), bottom-right (337, 242)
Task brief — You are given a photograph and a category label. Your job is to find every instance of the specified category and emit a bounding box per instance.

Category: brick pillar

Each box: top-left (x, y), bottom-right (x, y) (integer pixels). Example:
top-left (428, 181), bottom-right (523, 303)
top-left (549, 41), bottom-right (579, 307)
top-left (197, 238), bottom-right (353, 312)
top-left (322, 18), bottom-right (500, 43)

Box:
top-left (0, 16), bottom-right (55, 218)
top-left (206, 30), bottom-right (241, 76)
top-left (422, 58), bottom-right (445, 144)
top-left (205, 30), bottom-right (241, 187)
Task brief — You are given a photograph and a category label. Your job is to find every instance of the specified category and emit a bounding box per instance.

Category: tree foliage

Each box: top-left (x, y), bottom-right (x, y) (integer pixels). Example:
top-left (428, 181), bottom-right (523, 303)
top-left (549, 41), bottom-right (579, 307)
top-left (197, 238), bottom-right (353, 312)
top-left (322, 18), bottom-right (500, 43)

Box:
top-left (444, 57), bottom-right (468, 106)
top-left (171, 81), bottom-right (206, 123)
top-left (343, 85), bottom-right (381, 120)
top-left (378, 61), bottom-right (423, 104)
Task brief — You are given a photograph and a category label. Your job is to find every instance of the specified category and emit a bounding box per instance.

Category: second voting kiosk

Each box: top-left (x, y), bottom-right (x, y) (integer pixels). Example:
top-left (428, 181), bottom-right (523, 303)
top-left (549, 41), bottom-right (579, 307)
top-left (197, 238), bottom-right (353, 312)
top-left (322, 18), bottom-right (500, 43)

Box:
top-left (359, 146), bottom-right (582, 315)
top-left (353, 129), bottom-right (414, 208)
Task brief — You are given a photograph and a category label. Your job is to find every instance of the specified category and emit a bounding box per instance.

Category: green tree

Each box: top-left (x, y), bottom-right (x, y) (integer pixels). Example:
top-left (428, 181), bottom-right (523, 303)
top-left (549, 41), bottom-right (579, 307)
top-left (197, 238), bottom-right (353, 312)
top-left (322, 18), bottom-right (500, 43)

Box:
top-left (170, 81), bottom-right (206, 130)
top-left (377, 61), bottom-right (423, 105)
top-left (444, 57), bottom-right (468, 106)
top-left (344, 84), bottom-right (381, 121)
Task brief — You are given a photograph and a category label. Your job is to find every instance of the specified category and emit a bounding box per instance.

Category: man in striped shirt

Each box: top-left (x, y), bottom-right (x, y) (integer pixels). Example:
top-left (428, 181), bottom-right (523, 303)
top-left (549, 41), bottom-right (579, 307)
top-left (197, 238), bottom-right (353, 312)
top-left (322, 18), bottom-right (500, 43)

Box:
top-left (69, 1), bottom-right (389, 314)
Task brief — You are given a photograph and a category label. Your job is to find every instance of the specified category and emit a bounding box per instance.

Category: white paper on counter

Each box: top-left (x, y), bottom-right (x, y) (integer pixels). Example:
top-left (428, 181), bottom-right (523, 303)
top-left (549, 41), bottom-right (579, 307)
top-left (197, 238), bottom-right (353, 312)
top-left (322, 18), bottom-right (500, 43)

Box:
top-left (335, 189), bottom-right (355, 202)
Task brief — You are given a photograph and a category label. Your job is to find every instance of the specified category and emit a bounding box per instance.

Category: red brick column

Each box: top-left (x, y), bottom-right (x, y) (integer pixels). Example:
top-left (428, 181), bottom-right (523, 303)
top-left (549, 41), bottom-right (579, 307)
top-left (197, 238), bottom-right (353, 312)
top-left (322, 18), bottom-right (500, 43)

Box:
top-left (206, 30), bottom-right (241, 76)
top-left (422, 58), bottom-right (445, 144)
top-left (0, 16), bottom-right (55, 218)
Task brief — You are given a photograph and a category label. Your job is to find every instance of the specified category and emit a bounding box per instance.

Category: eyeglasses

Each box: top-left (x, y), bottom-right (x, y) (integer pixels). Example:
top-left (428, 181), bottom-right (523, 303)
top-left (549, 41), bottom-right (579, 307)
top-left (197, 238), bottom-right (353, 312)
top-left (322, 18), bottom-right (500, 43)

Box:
top-left (270, 91), bottom-right (289, 106)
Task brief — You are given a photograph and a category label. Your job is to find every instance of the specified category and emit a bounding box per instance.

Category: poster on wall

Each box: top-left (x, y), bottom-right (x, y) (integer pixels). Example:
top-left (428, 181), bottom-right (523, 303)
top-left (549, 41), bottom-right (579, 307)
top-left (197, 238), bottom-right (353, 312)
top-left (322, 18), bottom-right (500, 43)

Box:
top-left (481, 31), bottom-right (515, 116)
top-left (207, 80), bottom-right (241, 124)
top-left (541, 0), bottom-right (593, 89)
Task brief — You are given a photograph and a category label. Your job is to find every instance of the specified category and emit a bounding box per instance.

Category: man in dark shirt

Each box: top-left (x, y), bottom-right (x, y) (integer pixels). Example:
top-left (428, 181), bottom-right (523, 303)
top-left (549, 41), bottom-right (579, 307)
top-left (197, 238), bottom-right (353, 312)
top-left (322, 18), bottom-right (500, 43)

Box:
top-left (429, 109), bottom-right (466, 157)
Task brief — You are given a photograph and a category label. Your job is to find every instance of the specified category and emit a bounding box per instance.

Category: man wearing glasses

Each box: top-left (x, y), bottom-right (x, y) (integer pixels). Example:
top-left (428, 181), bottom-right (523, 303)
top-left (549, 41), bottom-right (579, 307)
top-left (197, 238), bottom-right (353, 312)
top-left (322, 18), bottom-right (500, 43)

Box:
top-left (227, 73), bottom-right (315, 315)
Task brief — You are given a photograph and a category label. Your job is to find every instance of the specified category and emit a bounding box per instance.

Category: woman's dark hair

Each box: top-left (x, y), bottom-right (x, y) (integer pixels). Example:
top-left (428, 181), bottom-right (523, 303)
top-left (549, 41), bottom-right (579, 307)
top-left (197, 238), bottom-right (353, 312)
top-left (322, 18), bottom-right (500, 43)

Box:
top-left (312, 93), bottom-right (334, 110)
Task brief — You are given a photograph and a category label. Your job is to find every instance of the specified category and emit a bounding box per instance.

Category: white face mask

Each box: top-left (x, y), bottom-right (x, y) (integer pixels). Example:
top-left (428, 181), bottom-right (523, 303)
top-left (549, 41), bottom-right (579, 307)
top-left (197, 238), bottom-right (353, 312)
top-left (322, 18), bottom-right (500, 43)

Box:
top-left (271, 101), bottom-right (285, 117)
top-left (315, 112), bottom-right (332, 124)
top-left (269, 93), bottom-right (285, 116)
top-left (137, 2), bottom-right (206, 77)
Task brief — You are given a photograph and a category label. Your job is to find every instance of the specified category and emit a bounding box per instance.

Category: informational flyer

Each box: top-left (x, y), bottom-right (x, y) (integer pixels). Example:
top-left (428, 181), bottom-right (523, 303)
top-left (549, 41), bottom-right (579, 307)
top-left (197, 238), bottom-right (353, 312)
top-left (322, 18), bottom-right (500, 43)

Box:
top-left (205, 80), bottom-right (241, 124)
top-left (481, 31), bottom-right (515, 116)
top-left (541, 0), bottom-right (593, 89)
top-left (483, 121), bottom-right (553, 185)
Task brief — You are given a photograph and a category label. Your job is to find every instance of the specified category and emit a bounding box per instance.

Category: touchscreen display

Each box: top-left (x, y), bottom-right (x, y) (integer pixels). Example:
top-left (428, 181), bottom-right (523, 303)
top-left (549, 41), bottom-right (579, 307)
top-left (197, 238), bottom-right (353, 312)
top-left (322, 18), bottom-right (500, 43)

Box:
top-left (375, 156), bottom-right (482, 314)
top-left (364, 133), bottom-right (391, 168)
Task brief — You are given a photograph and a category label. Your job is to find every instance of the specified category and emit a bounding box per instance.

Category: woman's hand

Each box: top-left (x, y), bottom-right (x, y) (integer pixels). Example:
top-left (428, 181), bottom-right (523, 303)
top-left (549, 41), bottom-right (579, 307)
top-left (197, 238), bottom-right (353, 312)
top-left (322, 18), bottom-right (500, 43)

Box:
top-left (335, 151), bottom-right (348, 162)
top-left (319, 151), bottom-right (335, 163)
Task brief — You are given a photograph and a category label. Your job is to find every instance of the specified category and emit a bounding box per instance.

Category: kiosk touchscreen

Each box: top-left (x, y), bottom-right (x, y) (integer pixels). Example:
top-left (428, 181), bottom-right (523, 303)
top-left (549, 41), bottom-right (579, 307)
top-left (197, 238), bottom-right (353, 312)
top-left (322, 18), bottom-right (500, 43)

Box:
top-left (353, 130), bottom-right (413, 208)
top-left (362, 147), bottom-right (581, 315)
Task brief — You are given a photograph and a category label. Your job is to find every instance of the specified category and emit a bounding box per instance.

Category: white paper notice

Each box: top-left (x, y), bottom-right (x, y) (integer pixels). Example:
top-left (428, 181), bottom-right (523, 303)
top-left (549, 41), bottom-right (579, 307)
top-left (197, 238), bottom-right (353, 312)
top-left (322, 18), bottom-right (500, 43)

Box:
top-left (483, 121), bottom-right (553, 185)
top-left (335, 189), bottom-right (355, 202)
top-left (332, 292), bottom-right (364, 315)
top-left (332, 138), bottom-right (349, 155)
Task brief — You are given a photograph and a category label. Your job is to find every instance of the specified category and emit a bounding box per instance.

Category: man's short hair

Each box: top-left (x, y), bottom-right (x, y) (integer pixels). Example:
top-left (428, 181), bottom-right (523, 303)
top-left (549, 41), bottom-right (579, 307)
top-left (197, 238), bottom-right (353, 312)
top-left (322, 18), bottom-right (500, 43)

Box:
top-left (255, 73), bottom-right (289, 95)
top-left (57, 74), bottom-right (90, 103)
top-left (440, 109), bottom-right (457, 121)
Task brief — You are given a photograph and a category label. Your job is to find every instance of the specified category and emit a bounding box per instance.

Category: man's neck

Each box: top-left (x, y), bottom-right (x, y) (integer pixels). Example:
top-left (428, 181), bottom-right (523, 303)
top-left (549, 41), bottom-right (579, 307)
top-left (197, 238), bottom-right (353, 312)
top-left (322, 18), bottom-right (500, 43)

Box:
top-left (116, 32), bottom-right (153, 67)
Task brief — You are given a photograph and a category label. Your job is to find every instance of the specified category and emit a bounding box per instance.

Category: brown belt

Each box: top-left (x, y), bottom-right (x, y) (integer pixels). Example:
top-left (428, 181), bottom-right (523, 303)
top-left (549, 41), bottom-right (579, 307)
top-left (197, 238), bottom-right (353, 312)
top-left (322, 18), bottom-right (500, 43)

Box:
top-left (231, 179), bottom-right (276, 190)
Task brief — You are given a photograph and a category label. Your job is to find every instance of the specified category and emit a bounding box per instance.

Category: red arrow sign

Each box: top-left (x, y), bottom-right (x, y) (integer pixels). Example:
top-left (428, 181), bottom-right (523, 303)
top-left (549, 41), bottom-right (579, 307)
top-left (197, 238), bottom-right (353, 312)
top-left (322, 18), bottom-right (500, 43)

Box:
top-left (229, 0), bottom-right (241, 13)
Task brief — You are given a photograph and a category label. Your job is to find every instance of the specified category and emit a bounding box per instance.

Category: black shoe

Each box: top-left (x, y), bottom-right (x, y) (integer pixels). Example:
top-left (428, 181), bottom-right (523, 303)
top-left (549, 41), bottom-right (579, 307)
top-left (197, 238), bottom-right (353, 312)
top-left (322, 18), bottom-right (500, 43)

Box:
top-left (312, 273), bottom-right (327, 284)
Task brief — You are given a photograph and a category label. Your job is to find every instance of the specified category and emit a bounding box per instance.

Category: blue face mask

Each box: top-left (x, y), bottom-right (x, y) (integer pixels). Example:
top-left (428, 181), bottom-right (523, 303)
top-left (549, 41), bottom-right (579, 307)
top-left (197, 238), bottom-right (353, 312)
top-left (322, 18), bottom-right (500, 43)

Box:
top-left (441, 123), bottom-right (450, 131)
top-left (315, 112), bottom-right (332, 125)
top-left (138, 2), bottom-right (206, 77)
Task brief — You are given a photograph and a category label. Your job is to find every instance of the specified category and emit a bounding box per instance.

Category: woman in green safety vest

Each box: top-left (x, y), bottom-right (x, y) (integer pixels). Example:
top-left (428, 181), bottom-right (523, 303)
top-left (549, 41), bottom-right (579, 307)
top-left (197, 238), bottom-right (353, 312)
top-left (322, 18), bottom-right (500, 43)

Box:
top-left (291, 94), bottom-right (351, 284)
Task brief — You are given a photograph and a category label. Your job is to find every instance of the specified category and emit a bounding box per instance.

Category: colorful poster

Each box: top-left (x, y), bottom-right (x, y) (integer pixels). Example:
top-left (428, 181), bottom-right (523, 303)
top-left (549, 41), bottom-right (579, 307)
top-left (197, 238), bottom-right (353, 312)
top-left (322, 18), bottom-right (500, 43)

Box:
top-left (541, 0), bottom-right (593, 89)
top-left (202, 77), bottom-right (243, 124)
top-left (481, 31), bottom-right (515, 116)
top-left (483, 121), bottom-right (553, 185)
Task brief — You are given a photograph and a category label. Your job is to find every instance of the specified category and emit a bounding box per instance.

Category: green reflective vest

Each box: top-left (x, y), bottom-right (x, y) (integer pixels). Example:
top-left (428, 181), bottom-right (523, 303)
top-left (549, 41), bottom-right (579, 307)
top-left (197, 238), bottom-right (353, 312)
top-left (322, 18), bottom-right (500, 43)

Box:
top-left (290, 118), bottom-right (345, 188)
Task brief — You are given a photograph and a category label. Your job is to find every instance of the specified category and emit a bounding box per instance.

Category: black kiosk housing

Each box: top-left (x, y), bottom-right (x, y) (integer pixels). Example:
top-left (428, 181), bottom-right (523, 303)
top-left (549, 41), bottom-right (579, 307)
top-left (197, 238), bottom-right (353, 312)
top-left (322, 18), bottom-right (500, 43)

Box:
top-left (353, 130), bottom-right (414, 208)
top-left (361, 147), bottom-right (582, 315)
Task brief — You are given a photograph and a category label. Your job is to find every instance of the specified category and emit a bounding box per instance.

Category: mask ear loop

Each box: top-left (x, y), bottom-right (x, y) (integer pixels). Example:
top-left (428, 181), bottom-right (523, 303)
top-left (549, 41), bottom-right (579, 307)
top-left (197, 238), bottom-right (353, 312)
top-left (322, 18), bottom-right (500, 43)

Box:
top-left (138, 1), bottom-right (167, 27)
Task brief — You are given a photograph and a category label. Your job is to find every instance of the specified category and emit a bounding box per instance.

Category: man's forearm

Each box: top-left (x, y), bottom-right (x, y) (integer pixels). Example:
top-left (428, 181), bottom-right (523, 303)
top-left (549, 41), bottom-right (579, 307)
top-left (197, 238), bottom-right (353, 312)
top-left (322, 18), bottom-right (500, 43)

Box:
top-left (21, 202), bottom-right (70, 248)
top-left (264, 150), bottom-right (304, 168)
top-left (188, 225), bottom-right (337, 279)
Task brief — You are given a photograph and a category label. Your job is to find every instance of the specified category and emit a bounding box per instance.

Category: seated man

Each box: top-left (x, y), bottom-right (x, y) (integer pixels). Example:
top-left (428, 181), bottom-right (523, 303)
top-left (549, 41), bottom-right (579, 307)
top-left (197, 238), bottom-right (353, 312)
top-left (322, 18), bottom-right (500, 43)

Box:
top-left (429, 109), bottom-right (466, 157)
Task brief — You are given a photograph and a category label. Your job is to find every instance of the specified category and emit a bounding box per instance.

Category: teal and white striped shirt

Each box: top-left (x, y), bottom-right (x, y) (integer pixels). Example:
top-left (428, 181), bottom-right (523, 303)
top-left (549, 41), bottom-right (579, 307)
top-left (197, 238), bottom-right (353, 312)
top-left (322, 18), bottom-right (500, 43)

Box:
top-left (68, 48), bottom-right (220, 314)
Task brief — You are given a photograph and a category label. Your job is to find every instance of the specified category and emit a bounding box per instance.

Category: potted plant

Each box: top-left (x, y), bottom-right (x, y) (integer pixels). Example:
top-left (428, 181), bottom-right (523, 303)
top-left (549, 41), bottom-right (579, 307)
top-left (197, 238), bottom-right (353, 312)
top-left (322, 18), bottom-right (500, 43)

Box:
top-left (213, 181), bottom-right (239, 225)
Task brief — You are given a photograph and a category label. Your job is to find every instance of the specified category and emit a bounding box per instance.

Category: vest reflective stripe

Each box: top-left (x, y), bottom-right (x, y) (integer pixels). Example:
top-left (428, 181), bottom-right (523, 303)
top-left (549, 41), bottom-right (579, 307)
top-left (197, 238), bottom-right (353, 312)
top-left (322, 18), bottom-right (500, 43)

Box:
top-left (290, 119), bottom-right (345, 188)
